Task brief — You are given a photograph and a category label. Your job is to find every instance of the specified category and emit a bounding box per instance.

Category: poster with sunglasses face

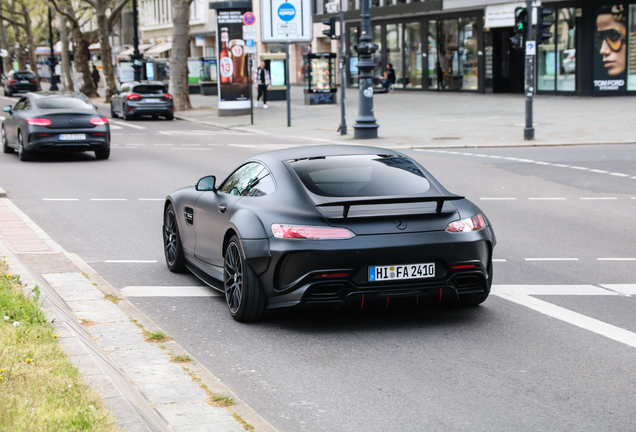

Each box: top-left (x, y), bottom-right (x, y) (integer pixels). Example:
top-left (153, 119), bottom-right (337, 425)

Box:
top-left (594, 4), bottom-right (628, 93)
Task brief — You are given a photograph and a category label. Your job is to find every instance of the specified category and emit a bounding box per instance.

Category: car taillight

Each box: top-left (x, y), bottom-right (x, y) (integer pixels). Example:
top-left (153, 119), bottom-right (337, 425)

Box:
top-left (10, 79), bottom-right (16, 84)
top-left (31, 79), bottom-right (38, 84)
top-left (127, 93), bottom-right (141, 100)
top-left (90, 117), bottom-right (109, 125)
top-left (446, 214), bottom-right (485, 233)
top-left (162, 93), bottom-right (173, 100)
top-left (271, 224), bottom-right (355, 240)
top-left (26, 118), bottom-right (52, 126)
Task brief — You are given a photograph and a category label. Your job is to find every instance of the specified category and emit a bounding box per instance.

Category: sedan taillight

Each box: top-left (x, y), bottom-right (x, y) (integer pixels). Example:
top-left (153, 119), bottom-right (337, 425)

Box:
top-left (26, 118), bottom-right (52, 126)
top-left (127, 93), bottom-right (141, 100)
top-left (272, 224), bottom-right (355, 240)
top-left (162, 93), bottom-right (173, 100)
top-left (9, 79), bottom-right (16, 84)
top-left (90, 117), bottom-right (109, 126)
top-left (446, 214), bottom-right (485, 233)
top-left (31, 79), bottom-right (38, 84)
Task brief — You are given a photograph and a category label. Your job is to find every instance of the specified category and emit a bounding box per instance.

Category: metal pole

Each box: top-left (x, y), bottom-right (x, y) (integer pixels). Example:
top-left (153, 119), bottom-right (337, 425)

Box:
top-left (524, 0), bottom-right (534, 140)
top-left (338, 0), bottom-right (347, 135)
top-left (286, 42), bottom-right (291, 127)
top-left (48, 8), bottom-right (59, 91)
top-left (249, 56), bottom-right (253, 125)
top-left (131, 0), bottom-right (142, 82)
top-left (352, 0), bottom-right (378, 139)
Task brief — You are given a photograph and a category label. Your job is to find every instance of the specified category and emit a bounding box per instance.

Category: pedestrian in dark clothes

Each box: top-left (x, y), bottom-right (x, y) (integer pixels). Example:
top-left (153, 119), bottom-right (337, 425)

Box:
top-left (253, 61), bottom-right (271, 108)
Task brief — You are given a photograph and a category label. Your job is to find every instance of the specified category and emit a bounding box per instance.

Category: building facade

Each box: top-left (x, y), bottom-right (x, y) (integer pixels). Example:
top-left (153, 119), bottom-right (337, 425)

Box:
top-left (313, 0), bottom-right (636, 96)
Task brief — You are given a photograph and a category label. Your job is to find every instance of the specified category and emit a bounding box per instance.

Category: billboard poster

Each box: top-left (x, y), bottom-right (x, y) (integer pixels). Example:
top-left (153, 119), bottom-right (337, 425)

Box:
top-left (216, 9), bottom-right (251, 110)
top-left (593, 4), bottom-right (628, 93)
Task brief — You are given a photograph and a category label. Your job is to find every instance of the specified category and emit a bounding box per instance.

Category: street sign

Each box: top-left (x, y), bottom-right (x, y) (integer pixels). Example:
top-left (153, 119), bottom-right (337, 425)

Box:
top-left (243, 24), bottom-right (256, 39)
top-left (526, 40), bottom-right (536, 55)
top-left (261, 0), bottom-right (313, 43)
top-left (243, 12), bottom-right (255, 25)
top-left (244, 39), bottom-right (256, 54)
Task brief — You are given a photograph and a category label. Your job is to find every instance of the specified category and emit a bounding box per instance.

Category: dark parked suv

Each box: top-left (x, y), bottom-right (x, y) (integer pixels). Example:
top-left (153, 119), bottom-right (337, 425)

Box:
top-left (110, 81), bottom-right (173, 120)
top-left (3, 71), bottom-right (38, 96)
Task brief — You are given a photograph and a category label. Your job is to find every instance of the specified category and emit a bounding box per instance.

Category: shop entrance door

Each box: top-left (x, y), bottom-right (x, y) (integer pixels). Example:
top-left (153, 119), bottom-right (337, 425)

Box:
top-left (490, 28), bottom-right (524, 94)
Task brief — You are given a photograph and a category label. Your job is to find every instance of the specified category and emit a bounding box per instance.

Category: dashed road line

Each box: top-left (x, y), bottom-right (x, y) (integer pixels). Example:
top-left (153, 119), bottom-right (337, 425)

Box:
top-left (492, 259), bottom-right (507, 262)
top-left (580, 197), bottom-right (617, 200)
top-left (110, 120), bottom-right (146, 130)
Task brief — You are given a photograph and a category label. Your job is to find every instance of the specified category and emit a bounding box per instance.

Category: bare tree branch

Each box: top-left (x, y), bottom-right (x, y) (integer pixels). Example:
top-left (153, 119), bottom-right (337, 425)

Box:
top-left (107, 0), bottom-right (130, 30)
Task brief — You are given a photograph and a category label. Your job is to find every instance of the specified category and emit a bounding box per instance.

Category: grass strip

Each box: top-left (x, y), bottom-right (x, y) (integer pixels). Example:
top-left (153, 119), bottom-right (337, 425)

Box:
top-left (0, 262), bottom-right (120, 432)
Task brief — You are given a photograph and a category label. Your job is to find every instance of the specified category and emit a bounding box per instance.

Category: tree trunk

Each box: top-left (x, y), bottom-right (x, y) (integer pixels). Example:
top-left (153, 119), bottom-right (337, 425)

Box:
top-left (11, 23), bottom-right (26, 70)
top-left (21, 3), bottom-right (40, 89)
top-left (73, 33), bottom-right (99, 98)
top-left (58, 16), bottom-right (73, 91)
top-left (169, 0), bottom-right (193, 111)
top-left (95, 0), bottom-right (116, 102)
top-left (0, 22), bottom-right (12, 75)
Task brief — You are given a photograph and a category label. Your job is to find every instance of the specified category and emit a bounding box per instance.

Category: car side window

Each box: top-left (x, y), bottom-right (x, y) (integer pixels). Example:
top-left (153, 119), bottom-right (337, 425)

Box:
top-left (220, 163), bottom-right (275, 197)
top-left (13, 98), bottom-right (27, 111)
top-left (22, 99), bottom-right (31, 111)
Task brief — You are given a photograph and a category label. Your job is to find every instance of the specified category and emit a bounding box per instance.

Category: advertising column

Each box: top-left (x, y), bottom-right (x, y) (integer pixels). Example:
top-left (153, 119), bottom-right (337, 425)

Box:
top-left (593, 4), bottom-right (628, 94)
top-left (211, 1), bottom-right (252, 116)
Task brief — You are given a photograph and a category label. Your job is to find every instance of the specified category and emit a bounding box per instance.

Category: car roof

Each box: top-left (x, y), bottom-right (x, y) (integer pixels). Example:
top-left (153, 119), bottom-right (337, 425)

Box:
top-left (252, 145), bottom-right (406, 164)
top-left (122, 81), bottom-right (166, 86)
top-left (29, 91), bottom-right (89, 99)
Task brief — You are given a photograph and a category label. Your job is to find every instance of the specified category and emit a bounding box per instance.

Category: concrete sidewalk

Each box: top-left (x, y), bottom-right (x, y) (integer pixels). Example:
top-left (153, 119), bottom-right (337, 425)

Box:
top-left (175, 86), bottom-right (636, 148)
top-left (0, 195), bottom-right (275, 432)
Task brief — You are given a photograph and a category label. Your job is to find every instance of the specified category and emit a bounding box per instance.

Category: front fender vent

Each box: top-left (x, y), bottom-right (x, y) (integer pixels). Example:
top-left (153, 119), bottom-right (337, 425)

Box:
top-left (184, 207), bottom-right (194, 225)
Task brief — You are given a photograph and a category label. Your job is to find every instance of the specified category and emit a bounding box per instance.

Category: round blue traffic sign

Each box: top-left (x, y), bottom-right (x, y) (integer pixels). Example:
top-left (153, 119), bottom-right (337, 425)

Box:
top-left (243, 12), bottom-right (255, 25)
top-left (278, 3), bottom-right (296, 22)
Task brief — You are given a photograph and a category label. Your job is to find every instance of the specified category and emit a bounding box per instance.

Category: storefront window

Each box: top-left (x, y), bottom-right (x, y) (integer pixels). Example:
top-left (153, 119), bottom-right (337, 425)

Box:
top-left (459, 17), bottom-right (478, 90)
top-left (428, 21), bottom-right (438, 89)
top-left (405, 22), bottom-right (422, 88)
top-left (537, 9), bottom-right (557, 91)
top-left (387, 24), bottom-right (403, 87)
top-left (629, 5), bottom-right (636, 90)
top-left (349, 27), bottom-right (359, 87)
top-left (557, 8), bottom-right (576, 91)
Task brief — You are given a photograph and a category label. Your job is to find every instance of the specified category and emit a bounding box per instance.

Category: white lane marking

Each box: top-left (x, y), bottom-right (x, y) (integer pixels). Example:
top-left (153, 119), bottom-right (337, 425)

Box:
top-left (109, 125), bottom-right (123, 130)
top-left (104, 260), bottom-right (157, 263)
top-left (570, 166), bottom-right (589, 170)
top-left (525, 258), bottom-right (579, 261)
top-left (600, 284), bottom-right (636, 295)
top-left (90, 198), bottom-right (127, 201)
top-left (43, 198), bottom-right (79, 201)
top-left (110, 120), bottom-right (146, 130)
top-left (534, 161), bottom-right (551, 165)
top-left (580, 197), bottom-right (617, 200)
top-left (170, 147), bottom-right (211, 150)
top-left (552, 164), bottom-right (570, 167)
top-left (597, 258), bottom-right (636, 261)
top-left (610, 172), bottom-right (630, 177)
top-left (493, 285), bottom-right (617, 296)
top-left (528, 197), bottom-right (567, 200)
top-left (488, 155), bottom-right (503, 159)
top-left (139, 198), bottom-right (165, 201)
top-left (492, 285), bottom-right (636, 349)
top-left (590, 169), bottom-right (609, 174)
top-left (120, 286), bottom-right (222, 297)
top-left (479, 197), bottom-right (517, 200)
top-left (492, 259), bottom-right (507, 262)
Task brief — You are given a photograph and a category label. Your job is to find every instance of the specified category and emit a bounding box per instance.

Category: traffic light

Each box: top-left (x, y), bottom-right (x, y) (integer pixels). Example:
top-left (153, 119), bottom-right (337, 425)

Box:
top-left (322, 16), bottom-right (337, 39)
top-left (509, 7), bottom-right (527, 49)
top-left (536, 6), bottom-right (553, 44)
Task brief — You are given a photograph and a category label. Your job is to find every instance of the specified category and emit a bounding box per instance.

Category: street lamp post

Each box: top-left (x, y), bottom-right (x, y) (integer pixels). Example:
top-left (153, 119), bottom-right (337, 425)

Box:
top-left (48, 8), bottom-right (59, 91)
top-left (131, 0), bottom-right (143, 81)
top-left (352, 0), bottom-right (378, 139)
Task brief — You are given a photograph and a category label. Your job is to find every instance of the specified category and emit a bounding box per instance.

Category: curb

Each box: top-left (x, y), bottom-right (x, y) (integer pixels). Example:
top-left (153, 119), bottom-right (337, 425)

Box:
top-left (0, 186), bottom-right (5, 198)
top-left (0, 196), bottom-right (277, 432)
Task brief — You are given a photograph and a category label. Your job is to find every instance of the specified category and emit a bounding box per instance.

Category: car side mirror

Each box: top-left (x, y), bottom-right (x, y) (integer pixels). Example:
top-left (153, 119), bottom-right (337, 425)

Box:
top-left (114, 90), bottom-right (120, 95)
top-left (3, 105), bottom-right (11, 114)
top-left (196, 175), bottom-right (216, 192)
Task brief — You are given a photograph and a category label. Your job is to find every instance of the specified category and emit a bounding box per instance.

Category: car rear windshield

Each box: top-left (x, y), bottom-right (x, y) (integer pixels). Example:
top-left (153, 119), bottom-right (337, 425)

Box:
top-left (35, 97), bottom-right (94, 110)
top-left (288, 154), bottom-right (431, 197)
top-left (13, 72), bottom-right (35, 80)
top-left (132, 85), bottom-right (166, 94)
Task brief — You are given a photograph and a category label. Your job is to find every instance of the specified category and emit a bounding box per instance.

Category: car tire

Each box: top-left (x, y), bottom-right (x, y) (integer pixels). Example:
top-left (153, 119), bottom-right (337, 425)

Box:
top-left (95, 148), bottom-right (110, 160)
top-left (455, 260), bottom-right (492, 307)
top-left (166, 113), bottom-right (174, 121)
top-left (2, 125), bottom-right (13, 154)
top-left (110, 104), bottom-right (118, 118)
top-left (224, 235), bottom-right (270, 322)
top-left (17, 131), bottom-right (33, 161)
top-left (163, 204), bottom-right (186, 273)
top-left (122, 106), bottom-right (130, 121)
top-left (6, 88), bottom-right (12, 97)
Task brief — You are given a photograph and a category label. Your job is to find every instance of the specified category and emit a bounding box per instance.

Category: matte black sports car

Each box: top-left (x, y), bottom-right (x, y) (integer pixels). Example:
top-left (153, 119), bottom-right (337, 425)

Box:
top-left (163, 146), bottom-right (496, 322)
top-left (2, 92), bottom-right (110, 161)
top-left (3, 71), bottom-right (38, 97)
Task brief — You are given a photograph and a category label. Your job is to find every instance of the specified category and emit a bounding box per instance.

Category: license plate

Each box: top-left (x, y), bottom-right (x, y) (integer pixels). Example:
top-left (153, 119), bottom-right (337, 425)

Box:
top-left (369, 263), bottom-right (435, 282)
top-left (59, 134), bottom-right (86, 141)
top-left (144, 98), bottom-right (161, 103)
top-left (20, 80), bottom-right (29, 83)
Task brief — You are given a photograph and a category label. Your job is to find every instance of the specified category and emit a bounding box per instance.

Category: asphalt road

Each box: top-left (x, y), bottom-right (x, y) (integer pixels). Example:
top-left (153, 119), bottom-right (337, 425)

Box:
top-left (1, 107), bottom-right (635, 431)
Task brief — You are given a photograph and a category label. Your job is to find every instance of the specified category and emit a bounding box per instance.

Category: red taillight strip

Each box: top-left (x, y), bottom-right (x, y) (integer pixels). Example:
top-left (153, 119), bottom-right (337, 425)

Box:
top-left (315, 273), bottom-right (350, 278)
top-left (90, 117), bottom-right (109, 126)
top-left (452, 265), bottom-right (477, 269)
top-left (27, 118), bottom-right (52, 126)
top-left (271, 224), bottom-right (355, 240)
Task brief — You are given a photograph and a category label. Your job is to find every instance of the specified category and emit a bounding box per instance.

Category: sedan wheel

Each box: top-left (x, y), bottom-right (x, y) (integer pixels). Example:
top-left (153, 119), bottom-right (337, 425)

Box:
top-left (2, 126), bottom-right (13, 154)
top-left (122, 105), bottom-right (131, 121)
top-left (110, 104), bottom-right (118, 118)
top-left (95, 148), bottom-right (110, 160)
top-left (163, 204), bottom-right (186, 272)
top-left (224, 235), bottom-right (270, 322)
top-left (17, 131), bottom-right (33, 161)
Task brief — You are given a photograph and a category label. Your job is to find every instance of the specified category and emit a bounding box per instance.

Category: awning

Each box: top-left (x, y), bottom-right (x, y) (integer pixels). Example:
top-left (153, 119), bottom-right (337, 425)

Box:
top-left (117, 44), bottom-right (156, 59)
top-left (88, 43), bottom-right (101, 51)
top-left (144, 42), bottom-right (172, 57)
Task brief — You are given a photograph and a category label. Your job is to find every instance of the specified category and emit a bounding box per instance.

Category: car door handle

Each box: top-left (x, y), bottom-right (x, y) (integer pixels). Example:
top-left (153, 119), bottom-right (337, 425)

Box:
top-left (218, 204), bottom-right (227, 213)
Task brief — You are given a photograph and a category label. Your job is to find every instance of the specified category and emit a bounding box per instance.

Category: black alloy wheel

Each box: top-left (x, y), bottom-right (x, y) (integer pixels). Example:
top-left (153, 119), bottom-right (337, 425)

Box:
top-left (224, 235), bottom-right (270, 322)
top-left (17, 131), bottom-right (33, 161)
top-left (163, 204), bottom-right (186, 272)
top-left (122, 105), bottom-right (130, 121)
top-left (166, 113), bottom-right (174, 121)
top-left (2, 125), bottom-right (13, 153)
top-left (95, 148), bottom-right (110, 160)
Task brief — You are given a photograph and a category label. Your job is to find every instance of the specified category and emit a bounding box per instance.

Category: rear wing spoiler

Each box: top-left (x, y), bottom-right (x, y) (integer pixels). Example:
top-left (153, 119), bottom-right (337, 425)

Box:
top-left (314, 195), bottom-right (465, 218)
